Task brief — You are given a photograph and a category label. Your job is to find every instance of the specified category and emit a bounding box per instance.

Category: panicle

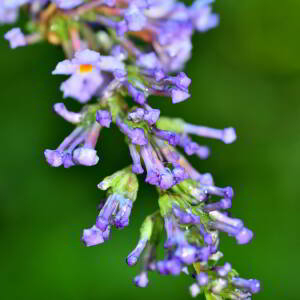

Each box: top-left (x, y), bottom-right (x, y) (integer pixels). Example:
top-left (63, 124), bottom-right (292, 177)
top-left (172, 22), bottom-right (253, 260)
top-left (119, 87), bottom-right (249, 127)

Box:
top-left (3, 0), bottom-right (260, 298)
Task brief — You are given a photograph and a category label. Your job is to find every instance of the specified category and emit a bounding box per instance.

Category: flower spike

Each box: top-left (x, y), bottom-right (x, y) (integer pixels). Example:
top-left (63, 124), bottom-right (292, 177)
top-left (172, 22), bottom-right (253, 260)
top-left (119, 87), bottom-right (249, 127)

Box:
top-left (3, 1), bottom-right (260, 299)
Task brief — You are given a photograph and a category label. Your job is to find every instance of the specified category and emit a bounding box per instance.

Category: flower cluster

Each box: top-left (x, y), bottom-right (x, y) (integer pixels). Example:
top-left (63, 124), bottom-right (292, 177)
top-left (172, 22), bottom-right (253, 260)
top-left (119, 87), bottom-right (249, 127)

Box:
top-left (2, 1), bottom-right (260, 299)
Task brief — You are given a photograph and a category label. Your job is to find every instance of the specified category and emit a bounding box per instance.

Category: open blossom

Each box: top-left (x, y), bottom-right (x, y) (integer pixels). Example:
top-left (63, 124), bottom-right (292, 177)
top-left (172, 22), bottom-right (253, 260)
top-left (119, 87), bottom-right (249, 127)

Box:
top-left (52, 49), bottom-right (124, 102)
top-left (3, 0), bottom-right (260, 299)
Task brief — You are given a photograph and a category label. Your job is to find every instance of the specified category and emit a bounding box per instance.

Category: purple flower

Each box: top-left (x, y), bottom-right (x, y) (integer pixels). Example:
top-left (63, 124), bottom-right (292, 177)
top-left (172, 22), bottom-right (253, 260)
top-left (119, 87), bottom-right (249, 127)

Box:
top-left (126, 82), bottom-right (146, 105)
top-left (4, 28), bottom-right (27, 49)
top-left (203, 198), bottom-right (232, 212)
top-left (81, 225), bottom-right (104, 247)
top-left (128, 106), bottom-right (160, 126)
top-left (172, 206), bottom-right (200, 224)
top-left (199, 224), bottom-right (213, 245)
top-left (116, 117), bottom-right (148, 146)
top-left (172, 165), bottom-right (189, 183)
top-left (156, 258), bottom-right (182, 275)
top-left (96, 194), bottom-right (133, 231)
top-left (183, 123), bottom-right (237, 144)
top-left (216, 262), bottom-right (232, 277)
top-left (96, 110), bottom-right (112, 128)
top-left (143, 106), bottom-right (161, 125)
top-left (127, 238), bottom-right (148, 266)
top-left (179, 134), bottom-right (210, 159)
top-left (140, 143), bottom-right (175, 189)
top-left (152, 128), bottom-right (180, 146)
top-left (128, 144), bottom-right (144, 174)
top-left (114, 198), bottom-right (133, 228)
top-left (72, 123), bottom-right (101, 166)
top-left (209, 211), bottom-right (243, 229)
top-left (134, 272), bottom-right (149, 288)
top-left (196, 272), bottom-right (209, 286)
top-left (44, 123), bottom-right (100, 168)
top-left (170, 87), bottom-right (191, 104)
top-left (53, 49), bottom-right (124, 102)
top-left (53, 50), bottom-right (106, 102)
top-left (164, 72), bottom-right (191, 90)
top-left (60, 71), bottom-right (104, 103)
top-left (208, 220), bottom-right (253, 245)
top-left (53, 49), bottom-right (101, 75)
top-left (232, 277), bottom-right (261, 294)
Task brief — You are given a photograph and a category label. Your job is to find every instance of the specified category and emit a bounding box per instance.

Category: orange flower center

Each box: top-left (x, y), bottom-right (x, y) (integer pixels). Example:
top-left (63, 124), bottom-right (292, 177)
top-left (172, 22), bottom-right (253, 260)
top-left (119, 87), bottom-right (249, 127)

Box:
top-left (79, 64), bottom-right (93, 74)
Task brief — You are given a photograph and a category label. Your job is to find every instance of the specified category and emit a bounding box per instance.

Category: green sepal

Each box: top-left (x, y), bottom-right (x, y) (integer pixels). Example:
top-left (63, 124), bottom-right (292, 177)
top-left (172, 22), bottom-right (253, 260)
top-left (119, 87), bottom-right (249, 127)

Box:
top-left (156, 117), bottom-right (185, 133)
top-left (98, 166), bottom-right (139, 202)
top-left (140, 212), bottom-right (163, 245)
top-left (158, 194), bottom-right (172, 216)
top-left (49, 16), bottom-right (70, 41)
top-left (25, 21), bottom-right (39, 34)
top-left (80, 11), bottom-right (97, 22)
top-left (107, 95), bottom-right (126, 121)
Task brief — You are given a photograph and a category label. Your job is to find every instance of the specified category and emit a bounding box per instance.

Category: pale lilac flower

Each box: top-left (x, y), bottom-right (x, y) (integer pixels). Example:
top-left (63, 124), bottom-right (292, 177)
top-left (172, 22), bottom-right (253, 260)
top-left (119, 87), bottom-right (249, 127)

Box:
top-left (53, 103), bottom-right (82, 124)
top-left (134, 272), bottom-right (149, 288)
top-left (81, 225), bottom-right (104, 247)
top-left (44, 123), bottom-right (100, 168)
top-left (231, 277), bottom-right (261, 294)
top-left (4, 28), bottom-right (27, 49)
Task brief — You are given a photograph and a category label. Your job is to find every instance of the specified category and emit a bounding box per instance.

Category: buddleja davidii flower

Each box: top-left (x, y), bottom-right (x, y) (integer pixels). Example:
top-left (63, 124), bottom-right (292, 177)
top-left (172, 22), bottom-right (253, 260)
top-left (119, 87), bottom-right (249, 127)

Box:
top-left (82, 166), bottom-right (139, 246)
top-left (52, 49), bottom-right (125, 103)
top-left (44, 101), bottom-right (107, 168)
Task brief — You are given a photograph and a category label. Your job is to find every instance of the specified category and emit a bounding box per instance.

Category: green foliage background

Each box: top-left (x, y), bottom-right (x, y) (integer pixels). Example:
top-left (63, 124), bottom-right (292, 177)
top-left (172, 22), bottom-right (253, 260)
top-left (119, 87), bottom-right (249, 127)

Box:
top-left (0, 1), bottom-right (299, 299)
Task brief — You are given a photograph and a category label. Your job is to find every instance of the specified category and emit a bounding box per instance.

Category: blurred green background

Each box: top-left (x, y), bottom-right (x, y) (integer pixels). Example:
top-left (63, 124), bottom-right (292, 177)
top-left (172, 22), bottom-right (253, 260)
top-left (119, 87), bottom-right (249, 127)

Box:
top-left (0, 1), bottom-right (299, 299)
